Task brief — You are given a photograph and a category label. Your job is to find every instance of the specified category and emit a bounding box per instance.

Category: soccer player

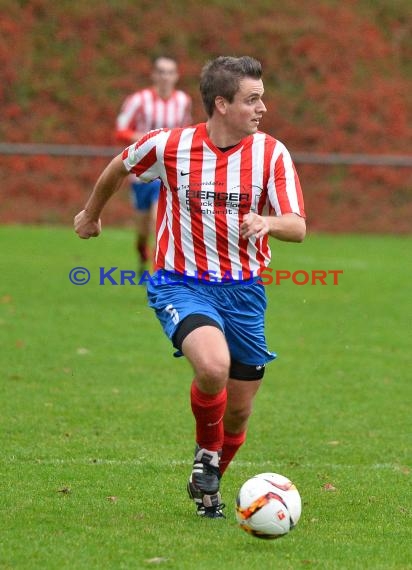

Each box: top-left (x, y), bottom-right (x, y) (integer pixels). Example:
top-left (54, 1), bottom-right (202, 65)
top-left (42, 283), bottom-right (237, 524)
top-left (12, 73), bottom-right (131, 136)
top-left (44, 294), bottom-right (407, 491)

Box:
top-left (75, 56), bottom-right (306, 519)
top-left (115, 56), bottom-right (192, 275)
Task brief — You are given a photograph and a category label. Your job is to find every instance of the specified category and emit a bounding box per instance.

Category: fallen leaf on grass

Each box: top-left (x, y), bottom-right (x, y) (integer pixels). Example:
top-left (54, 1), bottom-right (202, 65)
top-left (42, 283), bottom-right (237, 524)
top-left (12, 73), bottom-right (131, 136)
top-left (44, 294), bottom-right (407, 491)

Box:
top-left (144, 558), bottom-right (169, 565)
top-left (327, 440), bottom-right (340, 446)
top-left (1, 295), bottom-right (12, 304)
top-left (76, 347), bottom-right (90, 355)
top-left (323, 483), bottom-right (337, 491)
top-left (58, 487), bottom-right (71, 494)
top-left (132, 513), bottom-right (145, 520)
top-left (106, 496), bottom-right (118, 503)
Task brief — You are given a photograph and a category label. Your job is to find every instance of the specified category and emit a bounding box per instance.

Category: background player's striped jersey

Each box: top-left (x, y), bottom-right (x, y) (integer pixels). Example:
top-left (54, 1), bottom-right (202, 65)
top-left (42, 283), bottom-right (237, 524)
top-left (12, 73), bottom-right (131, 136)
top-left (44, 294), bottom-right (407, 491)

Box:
top-left (122, 123), bottom-right (305, 281)
top-left (116, 88), bottom-right (192, 144)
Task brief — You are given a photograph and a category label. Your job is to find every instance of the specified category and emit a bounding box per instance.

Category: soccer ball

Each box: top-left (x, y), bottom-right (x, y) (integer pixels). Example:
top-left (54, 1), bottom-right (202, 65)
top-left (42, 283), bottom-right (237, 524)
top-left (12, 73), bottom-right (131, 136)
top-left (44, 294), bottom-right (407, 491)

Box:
top-left (235, 472), bottom-right (302, 539)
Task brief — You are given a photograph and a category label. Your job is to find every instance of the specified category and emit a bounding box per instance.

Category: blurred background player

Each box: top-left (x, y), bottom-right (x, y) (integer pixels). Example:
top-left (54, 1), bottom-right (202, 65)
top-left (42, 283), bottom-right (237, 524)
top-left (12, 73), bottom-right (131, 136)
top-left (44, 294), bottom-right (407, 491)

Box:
top-left (115, 56), bottom-right (192, 275)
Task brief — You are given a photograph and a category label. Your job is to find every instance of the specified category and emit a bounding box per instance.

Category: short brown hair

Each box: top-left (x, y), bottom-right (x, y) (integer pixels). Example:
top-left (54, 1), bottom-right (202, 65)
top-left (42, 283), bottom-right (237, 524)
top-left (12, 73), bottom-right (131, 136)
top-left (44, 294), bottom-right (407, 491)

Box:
top-left (152, 55), bottom-right (178, 69)
top-left (200, 56), bottom-right (262, 117)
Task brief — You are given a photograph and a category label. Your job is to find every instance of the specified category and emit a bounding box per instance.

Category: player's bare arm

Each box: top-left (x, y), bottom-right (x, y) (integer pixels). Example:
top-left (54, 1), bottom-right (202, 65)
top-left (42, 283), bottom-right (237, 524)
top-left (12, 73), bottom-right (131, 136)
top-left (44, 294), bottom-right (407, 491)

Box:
top-left (74, 154), bottom-right (128, 239)
top-left (240, 212), bottom-right (306, 242)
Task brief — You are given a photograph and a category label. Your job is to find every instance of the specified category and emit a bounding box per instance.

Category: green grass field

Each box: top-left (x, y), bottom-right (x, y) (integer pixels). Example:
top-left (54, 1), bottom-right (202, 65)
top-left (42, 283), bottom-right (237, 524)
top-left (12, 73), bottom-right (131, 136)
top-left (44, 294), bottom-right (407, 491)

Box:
top-left (0, 226), bottom-right (410, 570)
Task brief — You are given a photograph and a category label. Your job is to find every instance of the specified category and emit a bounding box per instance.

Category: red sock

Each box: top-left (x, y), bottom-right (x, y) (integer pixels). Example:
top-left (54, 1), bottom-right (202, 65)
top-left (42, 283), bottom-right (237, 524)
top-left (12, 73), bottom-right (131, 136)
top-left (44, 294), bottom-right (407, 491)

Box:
top-left (220, 430), bottom-right (247, 475)
top-left (190, 381), bottom-right (227, 451)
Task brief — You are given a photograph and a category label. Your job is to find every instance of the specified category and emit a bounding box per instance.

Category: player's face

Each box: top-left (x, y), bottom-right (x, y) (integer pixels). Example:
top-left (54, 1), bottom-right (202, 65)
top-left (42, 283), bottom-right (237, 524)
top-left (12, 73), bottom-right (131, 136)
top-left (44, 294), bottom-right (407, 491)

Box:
top-left (152, 58), bottom-right (179, 96)
top-left (225, 78), bottom-right (267, 138)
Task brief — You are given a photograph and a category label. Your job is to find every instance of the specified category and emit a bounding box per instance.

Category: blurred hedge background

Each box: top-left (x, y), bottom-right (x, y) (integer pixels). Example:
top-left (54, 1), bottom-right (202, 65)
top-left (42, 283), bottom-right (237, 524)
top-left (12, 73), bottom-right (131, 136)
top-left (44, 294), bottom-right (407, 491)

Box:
top-left (1, 0), bottom-right (411, 232)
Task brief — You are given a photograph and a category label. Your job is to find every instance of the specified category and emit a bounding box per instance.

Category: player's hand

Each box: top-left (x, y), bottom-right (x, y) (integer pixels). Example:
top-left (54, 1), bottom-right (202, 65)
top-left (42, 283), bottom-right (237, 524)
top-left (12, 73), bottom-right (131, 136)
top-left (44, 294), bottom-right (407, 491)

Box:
top-left (240, 213), bottom-right (270, 239)
top-left (74, 210), bottom-right (101, 239)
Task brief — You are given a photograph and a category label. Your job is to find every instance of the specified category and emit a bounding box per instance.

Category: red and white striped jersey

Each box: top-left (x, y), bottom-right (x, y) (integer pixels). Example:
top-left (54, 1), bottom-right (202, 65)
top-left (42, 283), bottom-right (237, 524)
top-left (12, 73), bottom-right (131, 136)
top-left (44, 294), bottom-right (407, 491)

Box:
top-left (122, 123), bottom-right (305, 281)
top-left (116, 88), bottom-right (192, 143)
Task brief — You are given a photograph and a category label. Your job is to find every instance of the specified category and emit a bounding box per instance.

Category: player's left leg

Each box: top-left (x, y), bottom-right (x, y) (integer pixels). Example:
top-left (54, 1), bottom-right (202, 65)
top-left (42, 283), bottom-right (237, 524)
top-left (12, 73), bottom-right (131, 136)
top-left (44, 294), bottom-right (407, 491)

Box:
top-left (216, 280), bottom-right (275, 474)
top-left (220, 377), bottom-right (262, 475)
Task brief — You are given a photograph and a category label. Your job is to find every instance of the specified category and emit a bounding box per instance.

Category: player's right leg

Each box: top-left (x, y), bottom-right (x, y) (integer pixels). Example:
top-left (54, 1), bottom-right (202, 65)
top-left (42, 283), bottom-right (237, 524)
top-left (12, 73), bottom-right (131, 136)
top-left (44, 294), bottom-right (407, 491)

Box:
top-left (146, 278), bottom-right (229, 518)
top-left (180, 325), bottom-right (230, 518)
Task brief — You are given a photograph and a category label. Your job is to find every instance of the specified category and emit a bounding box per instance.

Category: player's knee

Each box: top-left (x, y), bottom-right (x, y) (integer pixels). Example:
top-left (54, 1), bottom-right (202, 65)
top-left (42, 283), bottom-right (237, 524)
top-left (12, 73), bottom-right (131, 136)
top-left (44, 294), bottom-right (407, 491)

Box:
top-left (196, 357), bottom-right (230, 387)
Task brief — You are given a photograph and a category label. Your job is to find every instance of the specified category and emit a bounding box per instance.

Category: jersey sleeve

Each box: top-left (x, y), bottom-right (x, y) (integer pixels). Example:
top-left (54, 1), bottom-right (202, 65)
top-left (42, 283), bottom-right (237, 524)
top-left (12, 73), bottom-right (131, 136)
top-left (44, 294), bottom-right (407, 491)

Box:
top-left (182, 95), bottom-right (193, 126)
top-left (121, 129), bottom-right (166, 182)
top-left (267, 141), bottom-right (306, 218)
top-left (115, 92), bottom-right (142, 143)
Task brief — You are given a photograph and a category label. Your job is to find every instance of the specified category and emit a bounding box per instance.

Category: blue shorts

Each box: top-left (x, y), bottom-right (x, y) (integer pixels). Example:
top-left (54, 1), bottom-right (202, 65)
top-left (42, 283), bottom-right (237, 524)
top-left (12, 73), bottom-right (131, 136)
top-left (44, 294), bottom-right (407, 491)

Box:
top-left (131, 179), bottom-right (161, 211)
top-left (146, 271), bottom-right (276, 367)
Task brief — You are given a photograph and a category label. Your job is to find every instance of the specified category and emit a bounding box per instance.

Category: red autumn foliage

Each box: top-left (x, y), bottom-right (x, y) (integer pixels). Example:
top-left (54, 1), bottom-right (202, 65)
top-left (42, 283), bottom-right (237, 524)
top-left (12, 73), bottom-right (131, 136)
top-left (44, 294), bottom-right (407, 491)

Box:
top-left (0, 1), bottom-right (411, 232)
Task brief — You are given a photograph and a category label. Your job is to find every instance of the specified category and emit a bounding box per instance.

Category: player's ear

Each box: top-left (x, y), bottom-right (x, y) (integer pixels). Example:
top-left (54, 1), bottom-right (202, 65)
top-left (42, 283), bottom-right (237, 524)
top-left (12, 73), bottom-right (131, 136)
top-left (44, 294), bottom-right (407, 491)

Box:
top-left (214, 96), bottom-right (228, 115)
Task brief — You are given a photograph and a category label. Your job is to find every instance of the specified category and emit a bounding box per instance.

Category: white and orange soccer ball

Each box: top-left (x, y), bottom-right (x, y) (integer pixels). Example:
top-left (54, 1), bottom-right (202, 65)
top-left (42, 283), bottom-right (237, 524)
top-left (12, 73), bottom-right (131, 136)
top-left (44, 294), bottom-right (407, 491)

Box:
top-left (235, 472), bottom-right (302, 539)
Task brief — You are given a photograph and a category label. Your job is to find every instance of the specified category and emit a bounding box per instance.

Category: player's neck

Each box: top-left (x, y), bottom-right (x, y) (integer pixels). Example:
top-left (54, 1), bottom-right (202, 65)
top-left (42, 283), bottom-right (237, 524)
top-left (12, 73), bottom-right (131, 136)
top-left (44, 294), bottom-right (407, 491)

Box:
top-left (205, 119), bottom-right (243, 148)
top-left (154, 86), bottom-right (174, 100)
